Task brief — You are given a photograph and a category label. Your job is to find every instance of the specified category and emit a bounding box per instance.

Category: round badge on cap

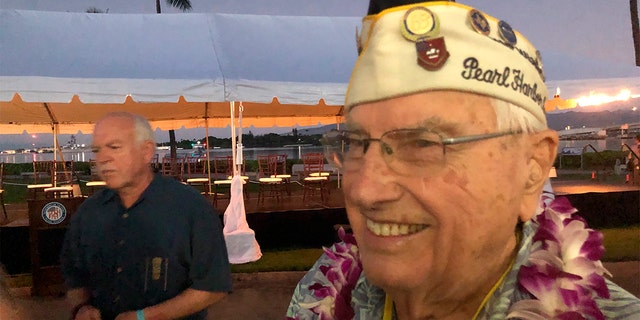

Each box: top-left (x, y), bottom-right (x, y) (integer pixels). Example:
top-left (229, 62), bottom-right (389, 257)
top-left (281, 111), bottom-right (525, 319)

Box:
top-left (468, 9), bottom-right (490, 35)
top-left (401, 6), bottom-right (440, 42)
top-left (498, 20), bottom-right (517, 46)
top-left (355, 27), bottom-right (363, 55)
top-left (535, 49), bottom-right (545, 80)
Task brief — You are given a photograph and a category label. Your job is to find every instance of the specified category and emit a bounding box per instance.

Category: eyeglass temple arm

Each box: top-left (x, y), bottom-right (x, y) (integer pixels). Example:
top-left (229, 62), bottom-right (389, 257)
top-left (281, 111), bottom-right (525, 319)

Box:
top-left (441, 131), bottom-right (521, 146)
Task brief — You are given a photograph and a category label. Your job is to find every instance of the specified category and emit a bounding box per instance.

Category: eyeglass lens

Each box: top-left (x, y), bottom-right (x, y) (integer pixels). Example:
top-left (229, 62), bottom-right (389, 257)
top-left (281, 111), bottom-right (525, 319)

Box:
top-left (322, 129), bottom-right (446, 176)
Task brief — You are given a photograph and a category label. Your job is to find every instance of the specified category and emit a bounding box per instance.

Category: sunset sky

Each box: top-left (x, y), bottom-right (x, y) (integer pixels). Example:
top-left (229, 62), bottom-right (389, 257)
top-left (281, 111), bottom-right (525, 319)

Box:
top-left (1, 0), bottom-right (638, 80)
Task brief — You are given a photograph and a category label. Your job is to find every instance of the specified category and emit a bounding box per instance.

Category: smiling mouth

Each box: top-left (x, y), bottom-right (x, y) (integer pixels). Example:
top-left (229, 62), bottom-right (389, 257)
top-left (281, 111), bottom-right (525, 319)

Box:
top-left (366, 219), bottom-right (428, 236)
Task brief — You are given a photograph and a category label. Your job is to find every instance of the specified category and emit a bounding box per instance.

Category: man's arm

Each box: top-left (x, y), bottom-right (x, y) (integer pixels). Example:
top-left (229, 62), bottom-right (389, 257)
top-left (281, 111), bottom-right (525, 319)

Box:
top-left (62, 208), bottom-right (100, 320)
top-left (115, 288), bottom-right (227, 320)
top-left (67, 287), bottom-right (101, 320)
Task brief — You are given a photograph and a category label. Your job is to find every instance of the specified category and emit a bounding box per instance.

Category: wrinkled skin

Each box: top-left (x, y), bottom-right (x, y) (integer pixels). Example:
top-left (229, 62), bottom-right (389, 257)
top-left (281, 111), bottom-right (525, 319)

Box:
top-left (343, 91), bottom-right (557, 319)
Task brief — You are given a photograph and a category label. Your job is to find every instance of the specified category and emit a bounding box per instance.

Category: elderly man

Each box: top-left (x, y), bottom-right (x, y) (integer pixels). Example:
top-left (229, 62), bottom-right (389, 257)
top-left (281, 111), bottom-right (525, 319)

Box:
top-left (287, 1), bottom-right (640, 319)
top-left (60, 112), bottom-right (232, 320)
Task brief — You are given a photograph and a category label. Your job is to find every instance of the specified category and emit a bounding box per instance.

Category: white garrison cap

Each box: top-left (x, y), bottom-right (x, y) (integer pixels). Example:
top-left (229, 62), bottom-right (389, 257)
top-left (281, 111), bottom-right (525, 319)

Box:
top-left (346, 1), bottom-right (548, 125)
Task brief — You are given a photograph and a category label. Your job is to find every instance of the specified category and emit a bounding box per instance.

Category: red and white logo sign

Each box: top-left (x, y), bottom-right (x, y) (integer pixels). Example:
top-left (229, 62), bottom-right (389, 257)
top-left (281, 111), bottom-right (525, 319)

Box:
top-left (41, 202), bottom-right (67, 225)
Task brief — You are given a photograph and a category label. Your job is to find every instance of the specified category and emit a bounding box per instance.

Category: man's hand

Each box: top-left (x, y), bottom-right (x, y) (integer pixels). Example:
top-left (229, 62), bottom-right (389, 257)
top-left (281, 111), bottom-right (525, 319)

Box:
top-left (74, 305), bottom-right (101, 320)
top-left (114, 310), bottom-right (138, 320)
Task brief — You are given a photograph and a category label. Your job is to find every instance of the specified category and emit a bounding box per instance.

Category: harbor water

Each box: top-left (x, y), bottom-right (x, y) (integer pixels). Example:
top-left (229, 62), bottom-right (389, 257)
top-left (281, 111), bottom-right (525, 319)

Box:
top-left (0, 137), bottom-right (635, 164)
top-left (0, 145), bottom-right (326, 164)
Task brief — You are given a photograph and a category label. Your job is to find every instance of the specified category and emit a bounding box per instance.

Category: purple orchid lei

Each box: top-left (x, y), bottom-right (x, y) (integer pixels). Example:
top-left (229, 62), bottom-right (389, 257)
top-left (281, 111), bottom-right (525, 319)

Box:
top-left (287, 227), bottom-right (362, 320)
top-left (508, 195), bottom-right (611, 320)
top-left (289, 196), bottom-right (610, 320)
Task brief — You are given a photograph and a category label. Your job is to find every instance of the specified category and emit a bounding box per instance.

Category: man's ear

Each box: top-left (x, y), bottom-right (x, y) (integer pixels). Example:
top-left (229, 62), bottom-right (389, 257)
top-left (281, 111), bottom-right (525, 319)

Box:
top-left (142, 140), bottom-right (156, 164)
top-left (519, 129), bottom-right (559, 221)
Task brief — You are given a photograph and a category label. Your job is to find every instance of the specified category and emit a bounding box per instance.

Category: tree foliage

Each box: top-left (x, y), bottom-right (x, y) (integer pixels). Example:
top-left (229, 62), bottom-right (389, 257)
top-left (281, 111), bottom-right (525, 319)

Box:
top-left (157, 132), bottom-right (323, 149)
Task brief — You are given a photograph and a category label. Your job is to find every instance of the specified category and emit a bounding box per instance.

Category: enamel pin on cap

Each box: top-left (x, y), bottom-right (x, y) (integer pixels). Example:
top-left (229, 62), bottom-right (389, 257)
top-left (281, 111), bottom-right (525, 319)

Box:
top-left (498, 20), bottom-right (517, 46)
top-left (355, 27), bottom-right (363, 55)
top-left (416, 37), bottom-right (450, 71)
top-left (401, 6), bottom-right (448, 71)
top-left (401, 6), bottom-right (440, 42)
top-left (468, 9), bottom-right (490, 35)
top-left (535, 49), bottom-right (545, 80)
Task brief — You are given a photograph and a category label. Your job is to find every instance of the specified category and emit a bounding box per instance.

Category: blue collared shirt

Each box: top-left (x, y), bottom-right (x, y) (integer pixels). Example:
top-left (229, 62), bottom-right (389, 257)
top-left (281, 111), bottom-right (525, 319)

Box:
top-left (61, 174), bottom-right (232, 320)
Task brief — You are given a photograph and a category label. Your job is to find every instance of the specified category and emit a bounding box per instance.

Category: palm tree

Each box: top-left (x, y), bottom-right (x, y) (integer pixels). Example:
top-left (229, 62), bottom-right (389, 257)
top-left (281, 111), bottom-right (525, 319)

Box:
top-left (156, 0), bottom-right (192, 175)
top-left (86, 7), bottom-right (109, 13)
top-left (631, 0), bottom-right (640, 66)
top-left (157, 0), bottom-right (192, 13)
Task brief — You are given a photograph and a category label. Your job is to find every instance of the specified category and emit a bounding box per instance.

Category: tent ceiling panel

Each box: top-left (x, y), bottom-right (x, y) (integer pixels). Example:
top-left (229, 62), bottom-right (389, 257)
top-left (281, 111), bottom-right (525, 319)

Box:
top-left (0, 10), bottom-right (224, 81)
top-left (210, 14), bottom-right (358, 104)
top-left (0, 95), bottom-right (51, 124)
top-left (0, 10), bottom-right (353, 135)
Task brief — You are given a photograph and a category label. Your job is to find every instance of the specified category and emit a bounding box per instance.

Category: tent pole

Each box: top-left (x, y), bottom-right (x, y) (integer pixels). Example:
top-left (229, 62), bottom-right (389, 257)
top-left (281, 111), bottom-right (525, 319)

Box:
top-left (237, 102), bottom-right (243, 176)
top-left (43, 103), bottom-right (58, 161)
top-left (53, 125), bottom-right (57, 163)
top-left (54, 125), bottom-right (65, 162)
top-left (230, 102), bottom-right (236, 174)
top-left (205, 102), bottom-right (211, 193)
top-left (43, 102), bottom-right (64, 186)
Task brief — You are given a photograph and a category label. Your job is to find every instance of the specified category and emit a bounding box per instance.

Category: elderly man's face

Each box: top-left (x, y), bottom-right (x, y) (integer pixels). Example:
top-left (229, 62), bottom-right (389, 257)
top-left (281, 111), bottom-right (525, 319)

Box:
top-left (343, 91), bottom-right (530, 298)
top-left (92, 116), bottom-right (153, 192)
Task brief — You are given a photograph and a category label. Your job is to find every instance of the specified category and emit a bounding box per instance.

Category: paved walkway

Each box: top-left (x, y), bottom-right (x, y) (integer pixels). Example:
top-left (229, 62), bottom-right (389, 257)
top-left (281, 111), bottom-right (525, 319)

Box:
top-left (1, 272), bottom-right (306, 320)
top-left (551, 169), bottom-right (640, 195)
top-left (2, 262), bottom-right (639, 320)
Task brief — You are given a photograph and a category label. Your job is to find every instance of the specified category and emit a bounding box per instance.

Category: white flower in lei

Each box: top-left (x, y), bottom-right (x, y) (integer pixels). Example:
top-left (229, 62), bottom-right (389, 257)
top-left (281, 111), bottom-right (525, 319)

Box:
top-left (508, 195), bottom-right (611, 320)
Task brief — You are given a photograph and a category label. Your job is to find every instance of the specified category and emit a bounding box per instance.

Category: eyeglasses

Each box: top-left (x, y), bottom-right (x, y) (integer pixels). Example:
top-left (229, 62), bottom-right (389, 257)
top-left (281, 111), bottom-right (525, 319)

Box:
top-left (320, 128), bottom-right (522, 176)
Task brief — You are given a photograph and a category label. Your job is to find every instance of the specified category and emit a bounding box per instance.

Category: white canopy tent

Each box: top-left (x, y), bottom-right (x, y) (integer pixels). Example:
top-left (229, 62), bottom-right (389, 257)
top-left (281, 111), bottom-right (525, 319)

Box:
top-left (2, 10), bottom-right (637, 133)
top-left (0, 9), bottom-right (358, 263)
top-left (0, 10), bottom-right (354, 134)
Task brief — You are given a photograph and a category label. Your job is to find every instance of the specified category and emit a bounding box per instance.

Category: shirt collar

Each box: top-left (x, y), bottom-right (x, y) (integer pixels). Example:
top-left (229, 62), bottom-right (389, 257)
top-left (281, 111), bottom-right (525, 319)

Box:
top-left (98, 173), bottom-right (162, 207)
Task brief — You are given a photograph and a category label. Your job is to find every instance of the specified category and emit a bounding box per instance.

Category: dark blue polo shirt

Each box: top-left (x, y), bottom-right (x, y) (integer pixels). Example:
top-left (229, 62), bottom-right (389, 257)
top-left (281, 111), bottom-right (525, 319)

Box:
top-left (60, 174), bottom-right (232, 320)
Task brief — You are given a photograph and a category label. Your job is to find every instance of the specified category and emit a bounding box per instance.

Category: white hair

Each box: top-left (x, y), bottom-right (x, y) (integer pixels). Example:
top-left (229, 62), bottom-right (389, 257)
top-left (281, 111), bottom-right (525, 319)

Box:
top-left (100, 112), bottom-right (155, 144)
top-left (131, 114), bottom-right (155, 144)
top-left (492, 98), bottom-right (547, 133)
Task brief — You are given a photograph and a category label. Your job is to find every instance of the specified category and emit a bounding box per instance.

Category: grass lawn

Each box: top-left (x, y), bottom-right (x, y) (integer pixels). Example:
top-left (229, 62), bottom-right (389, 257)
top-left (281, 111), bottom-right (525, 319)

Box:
top-left (229, 225), bottom-right (640, 274)
top-left (601, 226), bottom-right (640, 262)
top-left (4, 227), bottom-right (636, 280)
top-left (4, 227), bottom-right (638, 288)
top-left (231, 248), bottom-right (324, 273)
top-left (2, 179), bottom-right (29, 203)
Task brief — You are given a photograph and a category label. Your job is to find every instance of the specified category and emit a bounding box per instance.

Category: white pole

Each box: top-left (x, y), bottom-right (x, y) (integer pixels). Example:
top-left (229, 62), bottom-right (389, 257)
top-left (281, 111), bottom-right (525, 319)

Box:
top-left (236, 102), bottom-right (244, 175)
top-left (230, 101), bottom-right (236, 175)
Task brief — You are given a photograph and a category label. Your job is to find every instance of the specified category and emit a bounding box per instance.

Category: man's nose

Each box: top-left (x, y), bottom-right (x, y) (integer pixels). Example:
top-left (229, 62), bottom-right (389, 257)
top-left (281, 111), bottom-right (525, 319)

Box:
top-left (344, 147), bottom-right (401, 206)
top-left (95, 151), bottom-right (111, 163)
